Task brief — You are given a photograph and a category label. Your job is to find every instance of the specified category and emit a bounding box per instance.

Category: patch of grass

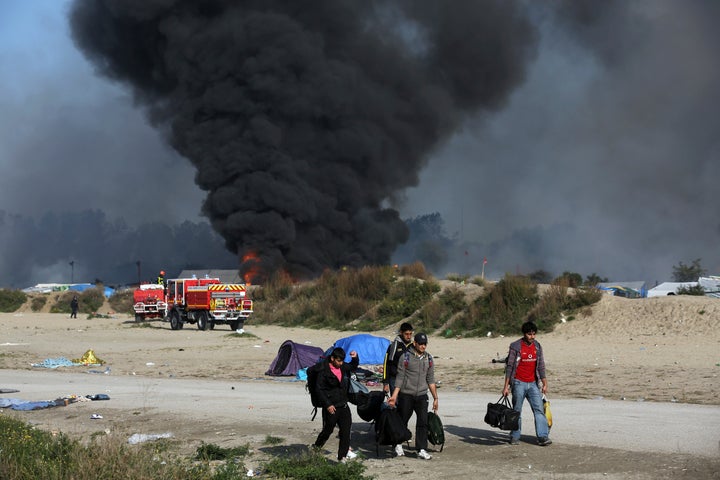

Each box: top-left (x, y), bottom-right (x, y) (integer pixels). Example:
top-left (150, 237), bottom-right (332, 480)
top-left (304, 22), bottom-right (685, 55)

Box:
top-left (376, 278), bottom-right (440, 325)
top-left (453, 274), bottom-right (538, 337)
top-left (0, 415), bottom-right (216, 480)
top-left (445, 273), bottom-right (470, 283)
top-left (398, 261), bottom-right (432, 280)
top-left (263, 435), bottom-right (284, 445)
top-left (195, 442), bottom-right (251, 461)
top-left (129, 322), bottom-right (162, 329)
top-left (263, 450), bottom-right (371, 480)
top-left (30, 295), bottom-right (47, 312)
top-left (249, 265), bottom-right (603, 338)
top-left (413, 286), bottom-right (467, 333)
top-left (226, 331), bottom-right (259, 339)
top-left (0, 289), bottom-right (27, 312)
top-left (253, 265), bottom-right (396, 330)
top-left (108, 289), bottom-right (134, 314)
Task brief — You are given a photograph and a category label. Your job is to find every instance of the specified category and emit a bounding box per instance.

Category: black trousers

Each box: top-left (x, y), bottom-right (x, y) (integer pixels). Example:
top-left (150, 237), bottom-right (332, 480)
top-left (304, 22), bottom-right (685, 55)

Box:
top-left (314, 404), bottom-right (352, 460)
top-left (397, 393), bottom-right (429, 451)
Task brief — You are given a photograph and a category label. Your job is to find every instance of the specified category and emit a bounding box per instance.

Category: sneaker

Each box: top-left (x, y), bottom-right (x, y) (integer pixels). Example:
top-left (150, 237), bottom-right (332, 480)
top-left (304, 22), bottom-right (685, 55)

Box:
top-left (509, 437), bottom-right (520, 445)
top-left (346, 448), bottom-right (358, 459)
top-left (417, 449), bottom-right (432, 460)
top-left (339, 457), bottom-right (348, 464)
top-left (538, 437), bottom-right (552, 446)
top-left (394, 444), bottom-right (405, 457)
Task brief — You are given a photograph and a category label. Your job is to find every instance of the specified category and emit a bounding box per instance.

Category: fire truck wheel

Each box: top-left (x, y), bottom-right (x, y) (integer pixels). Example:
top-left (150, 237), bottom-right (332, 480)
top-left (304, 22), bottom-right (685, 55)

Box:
top-left (135, 314), bottom-right (143, 323)
top-left (197, 311), bottom-right (209, 331)
top-left (209, 321), bottom-right (215, 330)
top-left (170, 312), bottom-right (181, 330)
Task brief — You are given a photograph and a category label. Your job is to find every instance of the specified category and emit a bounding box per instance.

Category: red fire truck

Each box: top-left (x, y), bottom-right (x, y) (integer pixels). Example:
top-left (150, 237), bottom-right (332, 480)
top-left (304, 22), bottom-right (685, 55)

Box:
top-left (132, 283), bottom-right (168, 322)
top-left (165, 276), bottom-right (253, 331)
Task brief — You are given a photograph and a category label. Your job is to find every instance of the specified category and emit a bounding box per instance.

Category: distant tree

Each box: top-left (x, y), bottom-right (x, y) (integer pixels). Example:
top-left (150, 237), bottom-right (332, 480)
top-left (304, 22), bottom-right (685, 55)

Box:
top-left (584, 273), bottom-right (608, 286)
top-left (553, 271), bottom-right (582, 288)
top-left (672, 259), bottom-right (706, 282)
top-left (527, 269), bottom-right (553, 284)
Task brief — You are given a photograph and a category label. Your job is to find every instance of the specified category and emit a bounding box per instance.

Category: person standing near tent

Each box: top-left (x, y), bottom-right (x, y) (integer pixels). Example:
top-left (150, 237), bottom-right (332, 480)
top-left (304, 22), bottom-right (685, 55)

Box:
top-left (387, 333), bottom-right (438, 460)
top-left (312, 347), bottom-right (360, 463)
top-left (70, 296), bottom-right (79, 318)
top-left (382, 322), bottom-right (414, 394)
top-left (502, 320), bottom-right (552, 446)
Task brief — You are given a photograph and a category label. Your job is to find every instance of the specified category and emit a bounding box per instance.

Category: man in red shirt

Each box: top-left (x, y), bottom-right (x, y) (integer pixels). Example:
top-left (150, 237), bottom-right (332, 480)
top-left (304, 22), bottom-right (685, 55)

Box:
top-left (502, 321), bottom-right (551, 446)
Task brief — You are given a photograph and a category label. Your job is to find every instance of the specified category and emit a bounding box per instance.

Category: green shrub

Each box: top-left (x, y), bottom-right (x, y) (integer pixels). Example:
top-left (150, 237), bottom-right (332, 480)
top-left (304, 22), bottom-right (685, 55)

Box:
top-left (677, 284), bottom-right (706, 296)
top-left (399, 261), bottom-right (432, 280)
top-left (253, 265), bottom-right (395, 330)
top-left (30, 296), bottom-right (47, 312)
top-left (0, 289), bottom-right (27, 312)
top-left (195, 442), bottom-right (250, 461)
top-left (452, 274), bottom-right (538, 337)
top-left (413, 286), bottom-right (467, 332)
top-left (108, 289), bottom-right (134, 314)
top-left (377, 278), bottom-right (440, 324)
top-left (0, 415), bottom-right (213, 480)
top-left (445, 273), bottom-right (470, 283)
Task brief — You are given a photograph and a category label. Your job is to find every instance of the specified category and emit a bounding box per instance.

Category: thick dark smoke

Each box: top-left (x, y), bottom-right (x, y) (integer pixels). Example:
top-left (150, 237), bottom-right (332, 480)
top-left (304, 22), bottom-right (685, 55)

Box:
top-left (69, 0), bottom-right (538, 281)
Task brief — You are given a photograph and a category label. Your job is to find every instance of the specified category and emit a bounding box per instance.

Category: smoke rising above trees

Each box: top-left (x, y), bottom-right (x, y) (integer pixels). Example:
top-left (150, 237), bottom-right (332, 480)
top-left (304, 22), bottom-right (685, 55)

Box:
top-left (68, 0), bottom-right (539, 281)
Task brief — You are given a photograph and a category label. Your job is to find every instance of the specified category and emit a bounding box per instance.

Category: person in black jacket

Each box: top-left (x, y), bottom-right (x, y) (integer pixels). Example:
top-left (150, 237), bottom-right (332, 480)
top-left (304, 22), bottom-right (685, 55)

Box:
top-left (382, 322), bottom-right (413, 394)
top-left (70, 296), bottom-right (79, 319)
top-left (312, 347), bottom-right (359, 462)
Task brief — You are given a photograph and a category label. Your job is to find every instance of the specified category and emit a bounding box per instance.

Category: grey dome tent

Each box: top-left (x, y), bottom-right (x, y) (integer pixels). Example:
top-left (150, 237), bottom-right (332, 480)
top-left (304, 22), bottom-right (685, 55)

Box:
top-left (265, 340), bottom-right (325, 376)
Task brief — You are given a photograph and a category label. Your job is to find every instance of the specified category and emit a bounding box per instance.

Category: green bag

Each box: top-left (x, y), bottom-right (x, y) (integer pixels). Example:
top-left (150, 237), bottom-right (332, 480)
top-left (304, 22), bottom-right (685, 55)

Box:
top-left (427, 411), bottom-right (445, 451)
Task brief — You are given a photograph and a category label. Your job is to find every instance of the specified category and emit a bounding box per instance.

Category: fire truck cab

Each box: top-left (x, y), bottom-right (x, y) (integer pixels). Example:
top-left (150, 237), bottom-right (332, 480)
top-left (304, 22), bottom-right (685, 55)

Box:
top-left (165, 276), bottom-right (253, 331)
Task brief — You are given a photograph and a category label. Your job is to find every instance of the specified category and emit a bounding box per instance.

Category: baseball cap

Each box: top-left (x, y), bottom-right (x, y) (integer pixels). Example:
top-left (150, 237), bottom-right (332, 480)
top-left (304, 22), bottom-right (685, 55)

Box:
top-left (399, 322), bottom-right (414, 333)
top-left (414, 333), bottom-right (428, 345)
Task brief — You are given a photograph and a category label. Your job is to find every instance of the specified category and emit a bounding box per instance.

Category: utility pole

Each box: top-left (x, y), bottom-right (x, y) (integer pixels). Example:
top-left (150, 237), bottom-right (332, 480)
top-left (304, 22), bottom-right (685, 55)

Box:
top-left (136, 260), bottom-right (142, 285)
top-left (69, 261), bottom-right (75, 284)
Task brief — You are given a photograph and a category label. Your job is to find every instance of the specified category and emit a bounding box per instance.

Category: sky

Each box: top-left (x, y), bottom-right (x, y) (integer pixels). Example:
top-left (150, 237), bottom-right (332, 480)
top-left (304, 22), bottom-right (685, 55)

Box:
top-left (1, 0), bottom-right (718, 287)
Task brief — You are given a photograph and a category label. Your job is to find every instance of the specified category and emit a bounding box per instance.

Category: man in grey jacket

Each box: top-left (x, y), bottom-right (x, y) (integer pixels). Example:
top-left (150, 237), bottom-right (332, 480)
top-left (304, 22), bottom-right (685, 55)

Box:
top-left (387, 332), bottom-right (439, 460)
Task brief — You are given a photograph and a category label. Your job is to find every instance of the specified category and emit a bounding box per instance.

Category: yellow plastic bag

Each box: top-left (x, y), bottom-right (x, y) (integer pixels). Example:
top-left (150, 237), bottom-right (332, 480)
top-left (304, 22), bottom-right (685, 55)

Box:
top-left (73, 349), bottom-right (105, 366)
top-left (543, 395), bottom-right (553, 429)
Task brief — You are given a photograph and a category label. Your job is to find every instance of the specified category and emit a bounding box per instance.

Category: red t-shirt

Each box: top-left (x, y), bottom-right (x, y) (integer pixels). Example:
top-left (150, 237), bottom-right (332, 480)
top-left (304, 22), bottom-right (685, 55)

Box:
top-left (514, 341), bottom-right (537, 382)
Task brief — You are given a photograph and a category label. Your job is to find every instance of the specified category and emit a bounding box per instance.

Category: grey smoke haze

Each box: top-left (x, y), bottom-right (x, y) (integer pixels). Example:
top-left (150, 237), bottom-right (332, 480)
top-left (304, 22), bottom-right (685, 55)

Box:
top-left (0, 0), bottom-right (718, 289)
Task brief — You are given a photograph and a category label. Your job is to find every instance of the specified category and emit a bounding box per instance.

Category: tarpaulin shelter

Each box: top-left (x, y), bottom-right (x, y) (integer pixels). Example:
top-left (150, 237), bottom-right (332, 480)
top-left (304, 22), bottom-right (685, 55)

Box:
top-left (265, 340), bottom-right (325, 376)
top-left (327, 334), bottom-right (391, 365)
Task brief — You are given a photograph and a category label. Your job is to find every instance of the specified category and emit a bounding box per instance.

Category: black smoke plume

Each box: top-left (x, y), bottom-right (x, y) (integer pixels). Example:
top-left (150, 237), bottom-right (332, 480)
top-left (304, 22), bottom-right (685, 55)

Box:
top-left (69, 0), bottom-right (538, 281)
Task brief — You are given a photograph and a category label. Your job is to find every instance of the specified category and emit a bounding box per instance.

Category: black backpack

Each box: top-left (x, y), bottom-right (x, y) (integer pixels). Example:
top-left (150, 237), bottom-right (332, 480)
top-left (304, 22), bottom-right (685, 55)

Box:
top-left (375, 406), bottom-right (412, 455)
top-left (305, 360), bottom-right (325, 420)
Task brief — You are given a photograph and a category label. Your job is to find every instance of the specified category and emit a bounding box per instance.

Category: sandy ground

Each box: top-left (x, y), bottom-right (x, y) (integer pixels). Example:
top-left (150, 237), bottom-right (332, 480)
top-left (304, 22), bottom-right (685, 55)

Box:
top-left (1, 293), bottom-right (720, 479)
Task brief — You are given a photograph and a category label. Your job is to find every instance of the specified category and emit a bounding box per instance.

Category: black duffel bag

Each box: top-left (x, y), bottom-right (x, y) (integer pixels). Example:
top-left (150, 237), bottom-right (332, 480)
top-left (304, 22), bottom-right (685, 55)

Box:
top-left (484, 395), bottom-right (520, 431)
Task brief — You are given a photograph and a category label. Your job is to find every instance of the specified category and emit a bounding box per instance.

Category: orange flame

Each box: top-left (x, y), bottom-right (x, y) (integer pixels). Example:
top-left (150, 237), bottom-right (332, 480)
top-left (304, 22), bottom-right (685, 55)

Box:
top-left (241, 251), bottom-right (262, 285)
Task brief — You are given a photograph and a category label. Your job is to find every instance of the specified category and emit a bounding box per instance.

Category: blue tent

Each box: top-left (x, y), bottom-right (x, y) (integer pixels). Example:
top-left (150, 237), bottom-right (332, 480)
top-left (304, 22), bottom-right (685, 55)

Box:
top-left (68, 284), bottom-right (115, 298)
top-left (327, 334), bottom-right (391, 365)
